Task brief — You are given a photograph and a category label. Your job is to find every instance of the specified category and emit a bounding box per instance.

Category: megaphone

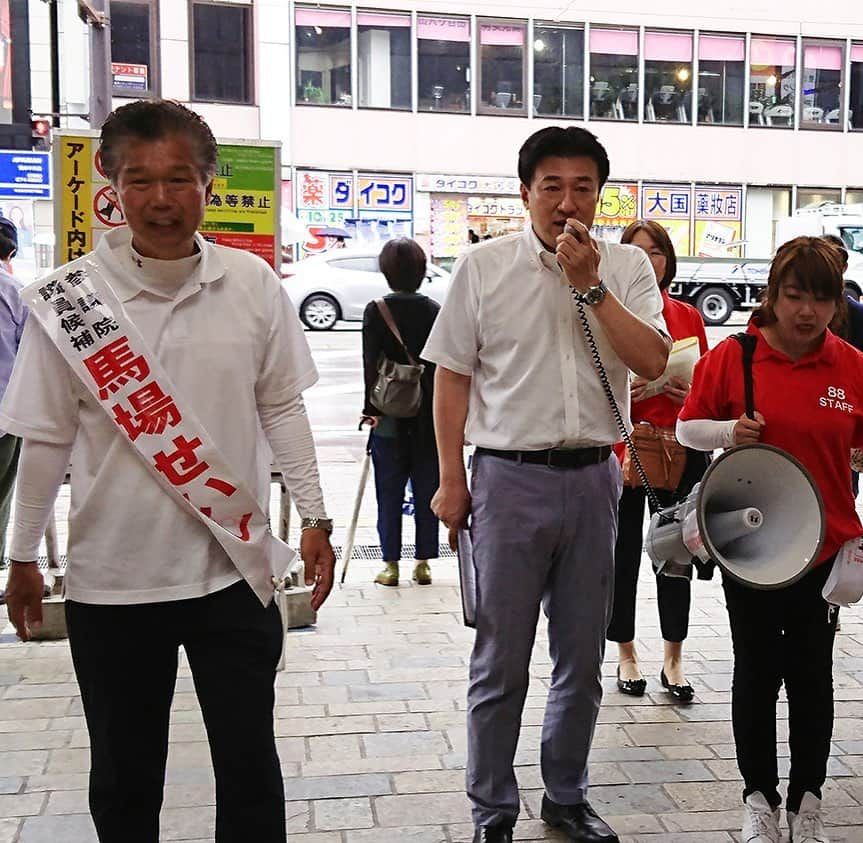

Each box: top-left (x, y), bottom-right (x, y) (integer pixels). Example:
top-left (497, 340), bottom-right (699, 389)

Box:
top-left (646, 444), bottom-right (824, 589)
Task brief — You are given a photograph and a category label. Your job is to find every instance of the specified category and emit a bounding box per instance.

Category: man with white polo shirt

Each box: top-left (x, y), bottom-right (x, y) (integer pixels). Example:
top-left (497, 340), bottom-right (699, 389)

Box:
top-left (0, 100), bottom-right (334, 843)
top-left (423, 126), bottom-right (670, 843)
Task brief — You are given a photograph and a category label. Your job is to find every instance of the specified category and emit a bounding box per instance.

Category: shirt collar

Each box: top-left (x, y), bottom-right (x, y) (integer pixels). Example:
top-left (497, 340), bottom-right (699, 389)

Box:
top-left (747, 319), bottom-right (838, 366)
top-left (93, 227), bottom-right (226, 302)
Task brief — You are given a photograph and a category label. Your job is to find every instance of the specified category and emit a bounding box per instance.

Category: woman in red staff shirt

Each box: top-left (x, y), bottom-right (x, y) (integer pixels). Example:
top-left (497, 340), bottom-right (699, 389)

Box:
top-left (677, 236), bottom-right (863, 843)
top-left (607, 220), bottom-right (709, 703)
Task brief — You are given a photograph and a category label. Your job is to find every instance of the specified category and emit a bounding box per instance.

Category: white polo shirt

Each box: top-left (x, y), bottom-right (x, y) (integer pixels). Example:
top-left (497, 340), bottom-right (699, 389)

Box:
top-left (0, 227), bottom-right (318, 604)
top-left (422, 226), bottom-right (666, 450)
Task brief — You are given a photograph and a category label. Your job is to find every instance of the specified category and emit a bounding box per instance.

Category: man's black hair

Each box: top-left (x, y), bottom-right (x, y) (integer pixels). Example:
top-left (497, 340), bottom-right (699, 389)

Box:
top-left (517, 126), bottom-right (610, 189)
top-left (99, 99), bottom-right (218, 184)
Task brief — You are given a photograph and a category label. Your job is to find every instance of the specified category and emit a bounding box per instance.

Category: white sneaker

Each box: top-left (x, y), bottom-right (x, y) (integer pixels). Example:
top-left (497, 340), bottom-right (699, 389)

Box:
top-left (742, 792), bottom-right (781, 842)
top-left (788, 792), bottom-right (829, 842)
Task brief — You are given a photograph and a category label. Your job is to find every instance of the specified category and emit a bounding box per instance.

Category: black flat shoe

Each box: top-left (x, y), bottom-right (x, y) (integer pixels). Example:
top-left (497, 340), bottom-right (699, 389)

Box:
top-left (472, 823), bottom-right (513, 843)
top-left (660, 668), bottom-right (694, 703)
top-left (616, 665), bottom-right (646, 697)
top-left (541, 795), bottom-right (619, 842)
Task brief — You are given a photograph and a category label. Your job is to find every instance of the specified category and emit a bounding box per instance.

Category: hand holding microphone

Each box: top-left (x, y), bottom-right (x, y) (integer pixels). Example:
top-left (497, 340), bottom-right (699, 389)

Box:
top-left (556, 218), bottom-right (601, 293)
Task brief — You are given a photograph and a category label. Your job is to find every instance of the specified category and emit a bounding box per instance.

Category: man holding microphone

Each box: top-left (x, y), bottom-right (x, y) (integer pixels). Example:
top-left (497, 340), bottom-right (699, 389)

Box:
top-left (422, 126), bottom-right (669, 843)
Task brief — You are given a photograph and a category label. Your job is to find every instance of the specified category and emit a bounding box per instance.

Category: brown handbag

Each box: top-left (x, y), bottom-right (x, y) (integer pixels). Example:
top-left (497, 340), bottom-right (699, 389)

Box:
top-left (622, 421), bottom-right (687, 491)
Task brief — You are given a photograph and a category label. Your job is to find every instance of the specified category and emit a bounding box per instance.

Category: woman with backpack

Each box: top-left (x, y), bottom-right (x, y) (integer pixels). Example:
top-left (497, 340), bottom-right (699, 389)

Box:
top-left (361, 238), bottom-right (441, 586)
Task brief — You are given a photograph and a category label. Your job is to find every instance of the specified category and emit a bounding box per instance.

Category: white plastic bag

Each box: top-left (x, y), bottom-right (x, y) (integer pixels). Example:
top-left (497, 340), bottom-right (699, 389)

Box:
top-left (822, 536), bottom-right (863, 607)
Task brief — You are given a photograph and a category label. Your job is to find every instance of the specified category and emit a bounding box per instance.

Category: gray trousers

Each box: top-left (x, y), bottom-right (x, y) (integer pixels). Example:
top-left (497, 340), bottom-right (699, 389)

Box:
top-left (466, 451), bottom-right (622, 827)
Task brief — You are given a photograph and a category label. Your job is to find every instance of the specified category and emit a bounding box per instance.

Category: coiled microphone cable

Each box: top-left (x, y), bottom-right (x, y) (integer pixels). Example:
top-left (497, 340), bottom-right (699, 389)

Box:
top-left (572, 292), bottom-right (669, 519)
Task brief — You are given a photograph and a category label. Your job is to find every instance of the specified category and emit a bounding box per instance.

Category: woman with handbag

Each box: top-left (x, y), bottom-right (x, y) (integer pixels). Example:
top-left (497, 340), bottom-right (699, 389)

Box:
top-left (676, 237), bottom-right (863, 843)
top-left (361, 238), bottom-right (441, 587)
top-left (607, 220), bottom-right (709, 702)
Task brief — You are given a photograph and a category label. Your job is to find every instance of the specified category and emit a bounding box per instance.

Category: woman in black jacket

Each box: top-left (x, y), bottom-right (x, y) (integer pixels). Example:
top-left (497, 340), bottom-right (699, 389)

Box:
top-left (361, 238), bottom-right (441, 586)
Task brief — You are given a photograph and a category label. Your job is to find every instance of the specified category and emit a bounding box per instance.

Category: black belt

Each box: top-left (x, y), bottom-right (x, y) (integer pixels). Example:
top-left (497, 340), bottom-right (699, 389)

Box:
top-left (475, 445), bottom-right (612, 469)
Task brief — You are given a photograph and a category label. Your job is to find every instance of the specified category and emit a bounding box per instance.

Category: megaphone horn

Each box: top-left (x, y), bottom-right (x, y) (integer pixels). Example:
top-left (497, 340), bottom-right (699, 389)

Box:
top-left (646, 444), bottom-right (824, 590)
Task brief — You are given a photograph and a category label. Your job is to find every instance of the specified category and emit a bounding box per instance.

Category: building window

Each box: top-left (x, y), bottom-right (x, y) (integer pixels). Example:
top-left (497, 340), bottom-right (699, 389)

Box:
top-left (749, 37), bottom-right (796, 128)
top-left (417, 15), bottom-right (470, 113)
top-left (295, 7), bottom-right (352, 106)
top-left (644, 30), bottom-right (692, 123)
top-left (847, 189), bottom-right (863, 204)
top-left (533, 25), bottom-right (584, 118)
top-left (477, 20), bottom-right (527, 115)
top-left (797, 187), bottom-right (841, 209)
top-left (697, 33), bottom-right (744, 125)
top-left (0, 0), bottom-right (10, 125)
top-left (851, 44), bottom-right (863, 130)
top-left (589, 28), bottom-right (638, 120)
top-left (744, 186), bottom-right (790, 256)
top-left (110, 1), bottom-right (158, 96)
top-left (358, 11), bottom-right (411, 110)
top-left (800, 39), bottom-right (844, 129)
top-left (191, 2), bottom-right (252, 103)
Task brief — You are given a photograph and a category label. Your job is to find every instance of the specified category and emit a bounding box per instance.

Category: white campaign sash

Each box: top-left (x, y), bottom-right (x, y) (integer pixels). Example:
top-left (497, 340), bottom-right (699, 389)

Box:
top-left (23, 254), bottom-right (296, 606)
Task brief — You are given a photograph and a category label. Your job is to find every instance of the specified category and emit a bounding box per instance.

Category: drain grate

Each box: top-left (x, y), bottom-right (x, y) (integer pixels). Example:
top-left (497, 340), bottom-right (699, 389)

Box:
top-left (0, 556), bottom-right (66, 572)
top-left (334, 542), bottom-right (456, 561)
top-left (2, 543), bottom-right (458, 571)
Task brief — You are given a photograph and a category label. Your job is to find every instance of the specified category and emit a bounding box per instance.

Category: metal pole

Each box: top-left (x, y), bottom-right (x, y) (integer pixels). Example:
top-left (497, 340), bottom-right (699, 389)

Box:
top-left (48, 0), bottom-right (61, 127)
top-left (84, 0), bottom-right (112, 127)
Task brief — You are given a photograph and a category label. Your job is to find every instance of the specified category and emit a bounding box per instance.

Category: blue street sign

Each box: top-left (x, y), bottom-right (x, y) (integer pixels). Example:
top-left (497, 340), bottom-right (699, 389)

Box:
top-left (0, 151), bottom-right (51, 199)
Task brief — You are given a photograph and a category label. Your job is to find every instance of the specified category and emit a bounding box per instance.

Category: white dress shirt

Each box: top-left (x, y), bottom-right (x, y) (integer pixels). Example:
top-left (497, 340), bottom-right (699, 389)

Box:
top-left (422, 226), bottom-right (666, 450)
top-left (0, 227), bottom-right (321, 604)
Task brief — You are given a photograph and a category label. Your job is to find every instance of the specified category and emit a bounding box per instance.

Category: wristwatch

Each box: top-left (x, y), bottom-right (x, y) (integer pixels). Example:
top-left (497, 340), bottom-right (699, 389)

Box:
top-left (300, 516), bottom-right (334, 534)
top-left (574, 280), bottom-right (608, 306)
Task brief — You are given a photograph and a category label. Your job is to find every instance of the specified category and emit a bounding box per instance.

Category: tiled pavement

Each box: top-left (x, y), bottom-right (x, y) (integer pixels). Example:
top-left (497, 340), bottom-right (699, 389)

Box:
top-left (2, 443), bottom-right (863, 842)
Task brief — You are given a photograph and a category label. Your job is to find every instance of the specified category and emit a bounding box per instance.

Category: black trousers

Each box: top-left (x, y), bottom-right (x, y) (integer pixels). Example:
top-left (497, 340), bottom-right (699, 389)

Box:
top-left (722, 560), bottom-right (838, 814)
top-left (66, 580), bottom-right (286, 843)
top-left (607, 448), bottom-right (708, 644)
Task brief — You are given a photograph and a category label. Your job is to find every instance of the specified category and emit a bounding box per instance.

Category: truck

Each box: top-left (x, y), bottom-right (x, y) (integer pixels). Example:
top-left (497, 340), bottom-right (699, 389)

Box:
top-left (670, 203), bottom-right (863, 325)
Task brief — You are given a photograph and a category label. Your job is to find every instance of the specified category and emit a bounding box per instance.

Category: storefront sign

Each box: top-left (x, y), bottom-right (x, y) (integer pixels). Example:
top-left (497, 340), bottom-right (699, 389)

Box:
top-left (357, 176), bottom-right (412, 211)
top-left (199, 143), bottom-right (280, 268)
top-left (417, 16), bottom-right (470, 42)
top-left (56, 135), bottom-right (98, 265)
top-left (111, 62), bottom-right (148, 92)
top-left (694, 186), bottom-right (743, 257)
top-left (417, 173), bottom-right (521, 195)
top-left (467, 197), bottom-right (524, 217)
top-left (295, 170), bottom-right (413, 256)
top-left (593, 182), bottom-right (638, 241)
top-left (55, 132), bottom-right (280, 269)
top-left (0, 150), bottom-right (51, 199)
top-left (642, 183), bottom-right (692, 255)
top-left (431, 196), bottom-right (468, 258)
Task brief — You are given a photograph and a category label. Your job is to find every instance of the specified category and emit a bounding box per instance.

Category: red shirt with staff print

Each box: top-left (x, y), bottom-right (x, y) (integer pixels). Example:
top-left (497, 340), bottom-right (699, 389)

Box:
top-left (679, 321), bottom-right (863, 564)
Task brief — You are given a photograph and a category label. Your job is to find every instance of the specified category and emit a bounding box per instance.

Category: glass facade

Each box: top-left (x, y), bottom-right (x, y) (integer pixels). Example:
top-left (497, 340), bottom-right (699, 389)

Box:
top-left (296, 7), bottom-right (353, 106)
top-left (697, 33), bottom-right (744, 125)
top-left (589, 28), bottom-right (638, 120)
top-left (478, 20), bottom-right (526, 115)
top-left (417, 15), bottom-right (470, 112)
top-left (644, 30), bottom-right (692, 123)
top-left (849, 43), bottom-right (863, 130)
top-left (533, 25), bottom-right (584, 118)
top-left (110, 1), bottom-right (157, 96)
top-left (800, 39), bottom-right (844, 129)
top-left (749, 37), bottom-right (796, 127)
top-left (358, 12), bottom-right (411, 109)
top-left (192, 2), bottom-right (251, 103)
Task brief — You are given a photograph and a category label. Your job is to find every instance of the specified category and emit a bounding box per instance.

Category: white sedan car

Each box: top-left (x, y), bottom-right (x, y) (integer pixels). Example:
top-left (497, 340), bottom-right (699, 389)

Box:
top-left (282, 249), bottom-right (451, 330)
